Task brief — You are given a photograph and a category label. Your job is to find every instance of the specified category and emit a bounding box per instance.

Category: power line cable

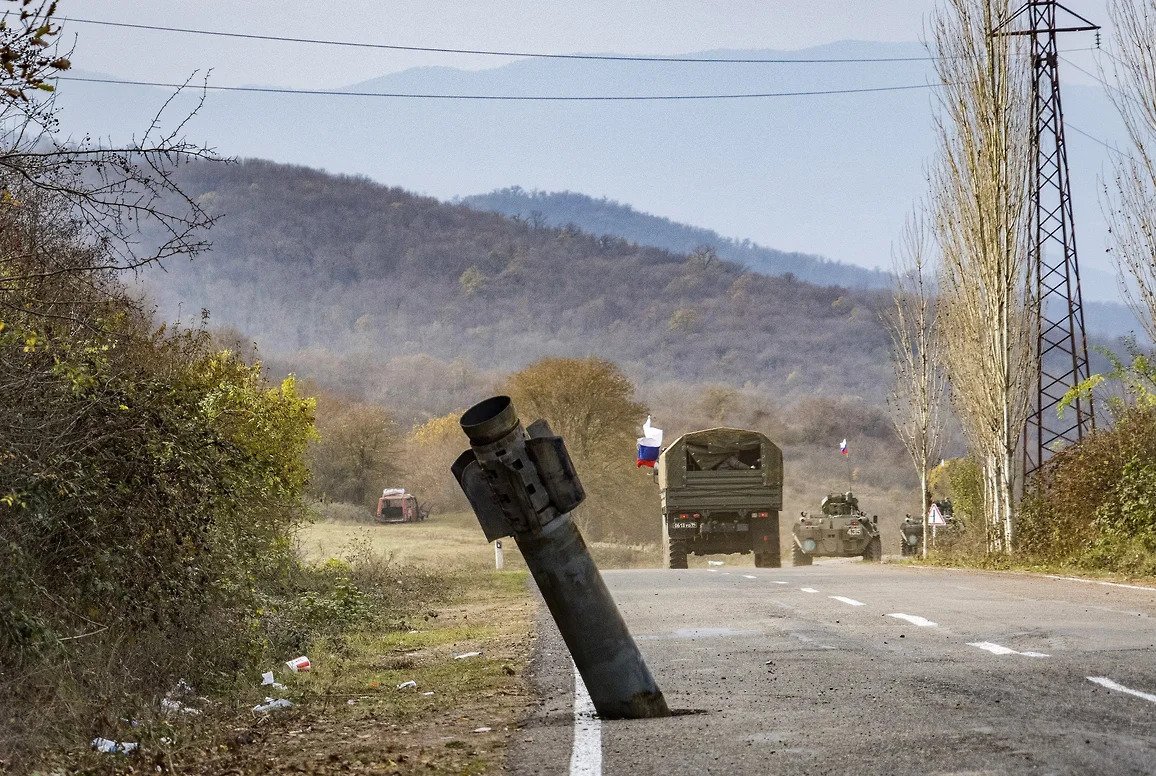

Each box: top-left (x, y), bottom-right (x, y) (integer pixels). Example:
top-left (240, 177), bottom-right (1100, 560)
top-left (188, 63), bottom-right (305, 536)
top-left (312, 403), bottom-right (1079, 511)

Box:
top-left (57, 16), bottom-right (1092, 65)
top-left (56, 74), bottom-right (941, 101)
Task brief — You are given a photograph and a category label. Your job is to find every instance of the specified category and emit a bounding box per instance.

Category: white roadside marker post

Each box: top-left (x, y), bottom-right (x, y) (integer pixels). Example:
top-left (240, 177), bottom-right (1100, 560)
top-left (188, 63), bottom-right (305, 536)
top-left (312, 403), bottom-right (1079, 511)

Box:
top-left (494, 539), bottom-right (505, 570)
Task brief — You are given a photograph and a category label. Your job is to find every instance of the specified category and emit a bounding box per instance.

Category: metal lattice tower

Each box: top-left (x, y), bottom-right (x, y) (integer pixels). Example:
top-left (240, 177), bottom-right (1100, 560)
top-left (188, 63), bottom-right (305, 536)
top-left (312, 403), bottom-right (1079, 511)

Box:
top-left (993, 2), bottom-right (1097, 479)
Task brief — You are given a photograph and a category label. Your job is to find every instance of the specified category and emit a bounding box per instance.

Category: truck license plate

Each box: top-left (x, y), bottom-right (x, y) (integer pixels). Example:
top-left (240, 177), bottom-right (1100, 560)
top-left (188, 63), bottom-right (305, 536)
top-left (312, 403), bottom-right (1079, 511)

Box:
top-left (672, 521), bottom-right (697, 531)
top-left (847, 526), bottom-right (862, 536)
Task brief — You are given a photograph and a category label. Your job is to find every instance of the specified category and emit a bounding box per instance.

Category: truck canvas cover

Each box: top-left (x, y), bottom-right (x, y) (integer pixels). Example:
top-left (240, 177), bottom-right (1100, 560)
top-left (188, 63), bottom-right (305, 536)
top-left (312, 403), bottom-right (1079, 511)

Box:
top-left (657, 428), bottom-right (783, 511)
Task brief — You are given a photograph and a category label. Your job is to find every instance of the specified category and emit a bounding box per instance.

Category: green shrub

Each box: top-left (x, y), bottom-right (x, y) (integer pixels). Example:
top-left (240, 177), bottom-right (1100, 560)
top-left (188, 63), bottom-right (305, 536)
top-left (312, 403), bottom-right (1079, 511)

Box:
top-left (1018, 407), bottom-right (1156, 573)
top-left (0, 316), bottom-right (319, 759)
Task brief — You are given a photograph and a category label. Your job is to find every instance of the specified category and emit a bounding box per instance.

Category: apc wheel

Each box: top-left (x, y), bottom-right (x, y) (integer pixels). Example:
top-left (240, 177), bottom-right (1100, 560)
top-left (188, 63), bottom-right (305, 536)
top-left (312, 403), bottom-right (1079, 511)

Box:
top-left (899, 540), bottom-right (911, 557)
top-left (668, 540), bottom-right (689, 569)
top-left (791, 544), bottom-right (812, 566)
top-left (863, 537), bottom-right (882, 562)
top-left (754, 551), bottom-right (781, 568)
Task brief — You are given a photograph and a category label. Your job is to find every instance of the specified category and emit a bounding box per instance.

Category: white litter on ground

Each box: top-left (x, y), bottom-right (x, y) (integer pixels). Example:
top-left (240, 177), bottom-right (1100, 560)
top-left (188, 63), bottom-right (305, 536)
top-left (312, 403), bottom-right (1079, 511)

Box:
top-left (397, 680), bottom-right (418, 689)
top-left (454, 651), bottom-right (482, 660)
top-left (92, 738), bottom-right (138, 754)
top-left (252, 697), bottom-right (294, 713)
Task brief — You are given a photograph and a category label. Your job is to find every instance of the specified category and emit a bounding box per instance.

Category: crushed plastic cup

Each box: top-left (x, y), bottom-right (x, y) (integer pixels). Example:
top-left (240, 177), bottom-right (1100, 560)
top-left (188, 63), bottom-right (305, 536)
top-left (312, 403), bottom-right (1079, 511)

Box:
top-left (261, 670), bottom-right (286, 690)
top-left (285, 656), bottom-right (311, 672)
top-left (454, 651), bottom-right (482, 660)
top-left (252, 697), bottom-right (294, 713)
top-left (92, 738), bottom-right (138, 754)
top-left (396, 680), bottom-right (417, 690)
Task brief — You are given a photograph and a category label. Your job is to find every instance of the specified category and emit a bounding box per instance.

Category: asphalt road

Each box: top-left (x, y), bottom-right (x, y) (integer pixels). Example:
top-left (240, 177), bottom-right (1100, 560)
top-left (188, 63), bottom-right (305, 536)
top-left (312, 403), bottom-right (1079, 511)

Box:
top-left (508, 561), bottom-right (1156, 775)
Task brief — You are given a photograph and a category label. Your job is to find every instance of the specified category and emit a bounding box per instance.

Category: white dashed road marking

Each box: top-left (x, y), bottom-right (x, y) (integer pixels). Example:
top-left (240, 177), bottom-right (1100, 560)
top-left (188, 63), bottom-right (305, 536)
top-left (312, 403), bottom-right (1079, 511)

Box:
top-left (888, 613), bottom-right (938, 628)
top-left (569, 662), bottom-right (601, 776)
top-left (742, 574), bottom-right (758, 580)
top-left (829, 596), bottom-right (866, 606)
top-left (800, 587), bottom-right (819, 593)
top-left (771, 580), bottom-right (788, 585)
top-left (968, 641), bottom-right (1050, 658)
top-left (1087, 677), bottom-right (1156, 705)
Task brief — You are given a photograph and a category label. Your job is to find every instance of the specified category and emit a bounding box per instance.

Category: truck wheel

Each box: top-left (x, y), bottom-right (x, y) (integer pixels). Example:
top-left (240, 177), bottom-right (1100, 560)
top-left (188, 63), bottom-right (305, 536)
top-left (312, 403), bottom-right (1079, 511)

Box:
top-left (754, 551), bottom-right (781, 568)
top-left (863, 537), bottom-right (882, 562)
top-left (668, 540), bottom-right (689, 570)
top-left (791, 544), bottom-right (812, 567)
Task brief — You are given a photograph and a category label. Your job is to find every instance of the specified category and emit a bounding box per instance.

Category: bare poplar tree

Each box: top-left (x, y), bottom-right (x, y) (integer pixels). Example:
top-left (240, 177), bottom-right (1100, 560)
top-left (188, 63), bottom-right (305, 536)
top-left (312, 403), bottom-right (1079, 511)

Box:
top-left (885, 209), bottom-right (944, 558)
top-left (1104, 0), bottom-right (1156, 340)
top-left (930, 0), bottom-right (1036, 553)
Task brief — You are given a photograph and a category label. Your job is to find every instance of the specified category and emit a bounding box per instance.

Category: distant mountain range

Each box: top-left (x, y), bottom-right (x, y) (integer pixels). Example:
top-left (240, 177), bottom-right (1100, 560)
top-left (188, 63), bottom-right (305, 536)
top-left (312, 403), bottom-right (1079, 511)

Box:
top-left (459, 188), bottom-right (890, 289)
top-left (54, 39), bottom-right (1127, 300)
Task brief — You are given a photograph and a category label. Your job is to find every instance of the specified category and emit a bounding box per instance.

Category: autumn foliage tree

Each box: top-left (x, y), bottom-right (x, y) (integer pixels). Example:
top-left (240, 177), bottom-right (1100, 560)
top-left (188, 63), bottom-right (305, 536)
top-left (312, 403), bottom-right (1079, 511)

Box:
top-left (503, 357), bottom-right (655, 542)
top-left (308, 392), bottom-right (401, 508)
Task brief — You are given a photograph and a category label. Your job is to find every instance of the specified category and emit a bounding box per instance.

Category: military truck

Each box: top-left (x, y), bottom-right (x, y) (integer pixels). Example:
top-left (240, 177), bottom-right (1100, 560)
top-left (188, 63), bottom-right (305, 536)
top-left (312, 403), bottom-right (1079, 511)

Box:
top-left (657, 428), bottom-right (783, 569)
top-left (791, 492), bottom-right (881, 565)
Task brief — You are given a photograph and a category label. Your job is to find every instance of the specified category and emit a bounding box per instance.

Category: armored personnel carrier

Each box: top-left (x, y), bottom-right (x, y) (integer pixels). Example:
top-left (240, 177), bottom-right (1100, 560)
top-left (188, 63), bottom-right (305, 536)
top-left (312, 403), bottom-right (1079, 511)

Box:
top-left (791, 491), bottom-right (881, 565)
top-left (899, 516), bottom-right (922, 556)
top-left (900, 499), bottom-right (955, 556)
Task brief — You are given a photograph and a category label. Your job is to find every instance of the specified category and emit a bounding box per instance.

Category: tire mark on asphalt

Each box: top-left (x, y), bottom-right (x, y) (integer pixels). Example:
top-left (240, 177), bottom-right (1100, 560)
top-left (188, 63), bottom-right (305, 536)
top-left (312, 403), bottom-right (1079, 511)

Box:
top-left (1087, 676), bottom-right (1156, 705)
top-left (569, 662), bottom-right (601, 776)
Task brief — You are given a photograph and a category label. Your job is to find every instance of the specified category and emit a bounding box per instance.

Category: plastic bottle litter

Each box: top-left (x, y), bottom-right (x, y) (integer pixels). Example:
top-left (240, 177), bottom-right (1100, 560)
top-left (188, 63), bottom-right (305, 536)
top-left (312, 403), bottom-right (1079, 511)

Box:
top-left (421, 691), bottom-right (435, 697)
top-left (453, 651), bottom-right (482, 660)
top-left (252, 697), bottom-right (294, 713)
top-left (396, 680), bottom-right (417, 690)
top-left (285, 656), bottom-right (311, 672)
top-left (472, 727), bottom-right (493, 733)
top-left (92, 738), bottom-right (138, 754)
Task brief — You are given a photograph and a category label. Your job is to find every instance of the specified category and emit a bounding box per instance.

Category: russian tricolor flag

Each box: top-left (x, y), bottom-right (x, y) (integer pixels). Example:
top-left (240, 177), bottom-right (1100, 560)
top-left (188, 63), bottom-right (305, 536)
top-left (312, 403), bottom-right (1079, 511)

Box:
top-left (839, 438), bottom-right (848, 456)
top-left (637, 416), bottom-right (663, 468)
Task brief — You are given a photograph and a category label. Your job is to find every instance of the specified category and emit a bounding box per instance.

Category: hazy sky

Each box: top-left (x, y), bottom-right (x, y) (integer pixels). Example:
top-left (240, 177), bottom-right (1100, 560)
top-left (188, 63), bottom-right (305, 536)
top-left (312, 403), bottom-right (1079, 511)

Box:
top-left (67, 1), bottom-right (1111, 87)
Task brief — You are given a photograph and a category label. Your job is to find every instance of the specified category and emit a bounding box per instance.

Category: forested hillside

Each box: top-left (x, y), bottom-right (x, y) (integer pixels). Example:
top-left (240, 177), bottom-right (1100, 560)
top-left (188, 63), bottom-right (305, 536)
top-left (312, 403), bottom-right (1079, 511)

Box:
top-left (459, 187), bottom-right (891, 288)
top-left (149, 159), bottom-right (895, 423)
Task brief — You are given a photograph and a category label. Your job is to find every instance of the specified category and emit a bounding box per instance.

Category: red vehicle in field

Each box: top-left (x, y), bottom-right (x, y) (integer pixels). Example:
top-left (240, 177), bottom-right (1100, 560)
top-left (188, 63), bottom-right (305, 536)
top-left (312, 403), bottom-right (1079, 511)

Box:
top-left (375, 488), bottom-right (429, 524)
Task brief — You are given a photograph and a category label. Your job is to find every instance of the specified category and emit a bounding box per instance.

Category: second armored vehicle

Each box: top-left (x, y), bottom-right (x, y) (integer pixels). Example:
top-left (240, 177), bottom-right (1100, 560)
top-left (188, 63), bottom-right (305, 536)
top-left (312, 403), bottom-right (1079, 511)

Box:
top-left (792, 492), bottom-right (881, 565)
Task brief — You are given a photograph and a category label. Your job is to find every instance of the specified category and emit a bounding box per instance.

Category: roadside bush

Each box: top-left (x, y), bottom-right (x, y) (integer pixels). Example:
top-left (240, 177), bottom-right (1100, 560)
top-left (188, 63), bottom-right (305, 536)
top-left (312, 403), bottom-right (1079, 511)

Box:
top-left (1018, 407), bottom-right (1156, 573)
top-left (0, 312), bottom-right (317, 761)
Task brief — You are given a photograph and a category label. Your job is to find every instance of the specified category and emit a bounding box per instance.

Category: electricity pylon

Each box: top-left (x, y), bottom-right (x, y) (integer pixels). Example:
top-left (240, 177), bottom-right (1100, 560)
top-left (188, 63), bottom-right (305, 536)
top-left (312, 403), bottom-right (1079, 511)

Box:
top-left (993, 1), bottom-right (1097, 480)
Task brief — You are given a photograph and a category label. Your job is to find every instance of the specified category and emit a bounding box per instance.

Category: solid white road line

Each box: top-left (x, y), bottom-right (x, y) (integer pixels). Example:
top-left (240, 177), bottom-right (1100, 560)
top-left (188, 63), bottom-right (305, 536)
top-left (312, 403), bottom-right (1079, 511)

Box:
top-left (1045, 575), bottom-right (1156, 592)
top-left (829, 595), bottom-right (866, 606)
top-left (800, 587), bottom-right (819, 593)
top-left (1087, 676), bottom-right (1156, 705)
top-left (888, 613), bottom-right (938, 628)
top-left (569, 663), bottom-right (601, 776)
top-left (967, 641), bottom-right (1049, 658)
